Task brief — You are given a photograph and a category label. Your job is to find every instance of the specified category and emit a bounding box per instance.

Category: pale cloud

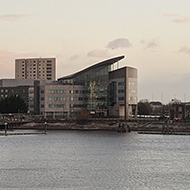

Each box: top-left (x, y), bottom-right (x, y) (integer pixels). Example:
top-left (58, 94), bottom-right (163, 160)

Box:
top-left (145, 41), bottom-right (159, 49)
top-left (0, 14), bottom-right (29, 21)
top-left (69, 54), bottom-right (79, 61)
top-left (164, 14), bottom-right (190, 24)
top-left (87, 49), bottom-right (109, 58)
top-left (106, 38), bottom-right (132, 49)
top-left (140, 40), bottom-right (145, 44)
top-left (141, 39), bottom-right (159, 49)
top-left (179, 46), bottom-right (190, 54)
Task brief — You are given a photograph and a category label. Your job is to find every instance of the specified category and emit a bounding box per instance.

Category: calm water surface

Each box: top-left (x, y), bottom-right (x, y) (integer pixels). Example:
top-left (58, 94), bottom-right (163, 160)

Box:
top-left (0, 130), bottom-right (190, 190)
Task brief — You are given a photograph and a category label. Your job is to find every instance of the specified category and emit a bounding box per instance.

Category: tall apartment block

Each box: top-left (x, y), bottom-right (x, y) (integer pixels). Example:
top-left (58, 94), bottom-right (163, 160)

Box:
top-left (15, 58), bottom-right (56, 81)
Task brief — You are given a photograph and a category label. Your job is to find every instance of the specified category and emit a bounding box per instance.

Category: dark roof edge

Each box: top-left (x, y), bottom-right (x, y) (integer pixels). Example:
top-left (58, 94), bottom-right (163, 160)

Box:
top-left (58, 55), bottom-right (125, 81)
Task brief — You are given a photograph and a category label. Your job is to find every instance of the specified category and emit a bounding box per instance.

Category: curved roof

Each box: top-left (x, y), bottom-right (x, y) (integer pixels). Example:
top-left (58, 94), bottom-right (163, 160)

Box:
top-left (58, 55), bottom-right (125, 81)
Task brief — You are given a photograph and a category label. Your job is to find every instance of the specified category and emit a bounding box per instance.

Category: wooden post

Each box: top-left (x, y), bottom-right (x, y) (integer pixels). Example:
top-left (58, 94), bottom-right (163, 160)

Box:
top-left (44, 122), bottom-right (47, 134)
top-left (5, 122), bottom-right (7, 135)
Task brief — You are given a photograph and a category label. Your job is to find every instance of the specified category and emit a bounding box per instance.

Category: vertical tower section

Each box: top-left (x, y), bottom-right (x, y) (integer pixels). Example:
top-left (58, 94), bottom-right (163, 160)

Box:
top-left (15, 58), bottom-right (56, 81)
top-left (109, 66), bottom-right (138, 119)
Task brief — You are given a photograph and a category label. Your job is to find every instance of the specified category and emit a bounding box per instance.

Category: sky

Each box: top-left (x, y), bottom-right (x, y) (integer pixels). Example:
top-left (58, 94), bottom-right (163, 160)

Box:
top-left (1, 0), bottom-right (190, 103)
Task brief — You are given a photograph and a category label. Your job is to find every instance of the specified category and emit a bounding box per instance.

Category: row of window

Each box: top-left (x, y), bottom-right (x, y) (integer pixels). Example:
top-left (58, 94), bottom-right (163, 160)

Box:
top-left (0, 89), bottom-right (27, 93)
top-left (46, 104), bottom-right (87, 109)
top-left (118, 82), bottom-right (137, 86)
top-left (49, 97), bottom-right (66, 101)
top-left (42, 97), bottom-right (87, 101)
top-left (118, 97), bottom-right (137, 101)
top-left (70, 97), bottom-right (87, 101)
top-left (70, 90), bottom-right (87, 94)
top-left (48, 90), bottom-right (66, 94)
top-left (46, 90), bottom-right (87, 94)
top-left (49, 104), bottom-right (65, 108)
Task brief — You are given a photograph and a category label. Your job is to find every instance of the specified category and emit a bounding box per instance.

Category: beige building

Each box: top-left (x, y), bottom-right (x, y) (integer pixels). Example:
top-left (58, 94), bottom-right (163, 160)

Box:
top-left (36, 82), bottom-right (87, 118)
top-left (15, 58), bottom-right (56, 81)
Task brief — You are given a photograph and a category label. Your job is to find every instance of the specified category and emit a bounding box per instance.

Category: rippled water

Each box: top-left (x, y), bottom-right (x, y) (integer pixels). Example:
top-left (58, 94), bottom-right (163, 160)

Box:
top-left (0, 130), bottom-right (190, 190)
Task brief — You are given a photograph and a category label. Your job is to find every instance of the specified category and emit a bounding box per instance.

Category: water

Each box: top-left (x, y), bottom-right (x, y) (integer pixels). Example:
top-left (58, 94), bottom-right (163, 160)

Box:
top-left (0, 130), bottom-right (190, 190)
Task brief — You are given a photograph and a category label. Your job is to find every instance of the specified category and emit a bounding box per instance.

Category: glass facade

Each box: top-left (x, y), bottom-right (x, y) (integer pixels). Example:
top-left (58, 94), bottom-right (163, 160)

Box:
top-left (57, 56), bottom-right (126, 116)
top-left (72, 65), bottom-right (111, 112)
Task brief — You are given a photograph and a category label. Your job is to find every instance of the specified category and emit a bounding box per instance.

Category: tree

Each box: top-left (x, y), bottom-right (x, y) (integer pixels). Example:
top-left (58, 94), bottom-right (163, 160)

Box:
top-left (0, 95), bottom-right (27, 114)
top-left (138, 102), bottom-right (151, 115)
top-left (77, 110), bottom-right (91, 124)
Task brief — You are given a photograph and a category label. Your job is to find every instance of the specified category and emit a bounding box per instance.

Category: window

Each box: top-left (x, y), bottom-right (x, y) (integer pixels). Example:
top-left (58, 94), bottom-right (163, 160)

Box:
top-left (41, 90), bottom-right (44, 94)
top-left (118, 82), bottom-right (125, 86)
top-left (118, 89), bottom-right (124, 93)
top-left (118, 97), bottom-right (124, 101)
top-left (130, 97), bottom-right (137, 101)
top-left (129, 89), bottom-right (136, 93)
top-left (129, 82), bottom-right (137, 86)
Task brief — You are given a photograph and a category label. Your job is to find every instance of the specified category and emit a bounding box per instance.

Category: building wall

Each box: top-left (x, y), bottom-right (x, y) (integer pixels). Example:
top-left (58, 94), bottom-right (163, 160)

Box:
top-left (109, 66), bottom-right (138, 119)
top-left (15, 58), bottom-right (56, 81)
top-left (38, 83), bottom-right (86, 118)
top-left (0, 79), bottom-right (35, 87)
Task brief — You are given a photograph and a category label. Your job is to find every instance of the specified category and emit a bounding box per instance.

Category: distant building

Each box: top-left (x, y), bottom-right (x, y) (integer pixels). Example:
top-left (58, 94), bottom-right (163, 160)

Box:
top-left (35, 56), bottom-right (138, 119)
top-left (0, 79), bottom-right (48, 114)
top-left (169, 101), bottom-right (190, 120)
top-left (15, 58), bottom-right (56, 81)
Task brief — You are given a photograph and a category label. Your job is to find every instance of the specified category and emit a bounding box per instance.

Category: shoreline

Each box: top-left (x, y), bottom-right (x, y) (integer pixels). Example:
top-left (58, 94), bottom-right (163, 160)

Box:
top-left (5, 120), bottom-right (190, 133)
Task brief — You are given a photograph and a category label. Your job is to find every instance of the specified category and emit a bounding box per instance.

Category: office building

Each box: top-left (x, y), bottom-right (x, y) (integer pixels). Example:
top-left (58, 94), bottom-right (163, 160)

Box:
top-left (35, 55), bottom-right (138, 119)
